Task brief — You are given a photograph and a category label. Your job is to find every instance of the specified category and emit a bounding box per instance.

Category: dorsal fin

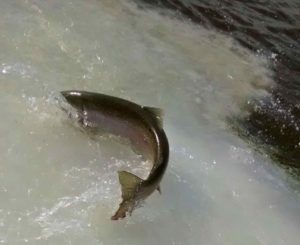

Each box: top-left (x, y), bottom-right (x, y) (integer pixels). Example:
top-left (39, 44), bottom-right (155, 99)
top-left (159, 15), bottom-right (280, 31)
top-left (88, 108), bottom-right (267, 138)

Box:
top-left (143, 106), bottom-right (164, 128)
top-left (118, 171), bottom-right (143, 200)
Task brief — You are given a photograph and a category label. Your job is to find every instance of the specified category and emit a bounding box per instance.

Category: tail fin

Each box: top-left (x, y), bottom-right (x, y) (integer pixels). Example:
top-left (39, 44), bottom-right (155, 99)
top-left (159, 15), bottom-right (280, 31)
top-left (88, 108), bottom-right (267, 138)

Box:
top-left (111, 171), bottom-right (143, 220)
top-left (118, 171), bottom-right (143, 200)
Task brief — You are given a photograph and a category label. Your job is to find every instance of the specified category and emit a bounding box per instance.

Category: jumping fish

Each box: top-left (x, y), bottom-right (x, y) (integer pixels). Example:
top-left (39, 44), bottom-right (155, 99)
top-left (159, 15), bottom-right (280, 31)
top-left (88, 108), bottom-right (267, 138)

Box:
top-left (60, 91), bottom-right (169, 220)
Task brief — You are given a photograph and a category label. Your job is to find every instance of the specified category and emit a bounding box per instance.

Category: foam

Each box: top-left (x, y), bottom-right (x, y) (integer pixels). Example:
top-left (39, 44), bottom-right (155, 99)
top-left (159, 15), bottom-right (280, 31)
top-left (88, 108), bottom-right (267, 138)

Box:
top-left (0, 0), bottom-right (298, 244)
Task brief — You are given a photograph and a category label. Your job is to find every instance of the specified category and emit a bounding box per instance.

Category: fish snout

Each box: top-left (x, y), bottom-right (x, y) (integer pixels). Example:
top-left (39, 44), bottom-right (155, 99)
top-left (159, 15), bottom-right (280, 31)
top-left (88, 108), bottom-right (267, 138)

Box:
top-left (60, 90), bottom-right (85, 111)
top-left (60, 91), bottom-right (83, 106)
top-left (58, 91), bottom-right (84, 123)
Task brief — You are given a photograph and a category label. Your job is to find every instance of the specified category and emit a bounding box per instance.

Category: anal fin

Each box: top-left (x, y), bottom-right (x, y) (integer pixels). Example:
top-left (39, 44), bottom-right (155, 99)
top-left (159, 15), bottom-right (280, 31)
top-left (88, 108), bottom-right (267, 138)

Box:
top-left (157, 185), bottom-right (161, 194)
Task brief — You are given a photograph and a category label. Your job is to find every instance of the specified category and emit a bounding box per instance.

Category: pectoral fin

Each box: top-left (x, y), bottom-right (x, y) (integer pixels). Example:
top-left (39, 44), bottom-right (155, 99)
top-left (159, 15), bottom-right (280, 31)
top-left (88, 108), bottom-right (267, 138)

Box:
top-left (157, 185), bottom-right (161, 194)
top-left (118, 171), bottom-right (143, 200)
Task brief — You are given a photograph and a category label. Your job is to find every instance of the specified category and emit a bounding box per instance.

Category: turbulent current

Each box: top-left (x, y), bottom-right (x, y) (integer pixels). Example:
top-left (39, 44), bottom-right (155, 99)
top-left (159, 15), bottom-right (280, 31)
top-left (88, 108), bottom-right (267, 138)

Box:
top-left (138, 0), bottom-right (300, 169)
top-left (0, 0), bottom-right (299, 244)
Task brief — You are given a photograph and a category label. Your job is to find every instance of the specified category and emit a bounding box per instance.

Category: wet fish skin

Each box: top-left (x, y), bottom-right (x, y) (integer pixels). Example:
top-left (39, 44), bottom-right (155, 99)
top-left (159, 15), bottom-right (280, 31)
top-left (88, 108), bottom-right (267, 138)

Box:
top-left (60, 90), bottom-right (169, 220)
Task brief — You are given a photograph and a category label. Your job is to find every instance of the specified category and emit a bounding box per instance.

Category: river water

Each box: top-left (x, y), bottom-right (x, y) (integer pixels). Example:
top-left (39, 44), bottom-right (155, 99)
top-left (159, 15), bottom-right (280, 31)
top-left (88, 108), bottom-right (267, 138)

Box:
top-left (138, 0), bottom-right (300, 169)
top-left (0, 0), bottom-right (299, 244)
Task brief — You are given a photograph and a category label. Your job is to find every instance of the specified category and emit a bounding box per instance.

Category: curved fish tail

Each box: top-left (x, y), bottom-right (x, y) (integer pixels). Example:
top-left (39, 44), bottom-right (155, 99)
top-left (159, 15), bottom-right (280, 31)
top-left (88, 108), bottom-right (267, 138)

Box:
top-left (111, 171), bottom-right (143, 220)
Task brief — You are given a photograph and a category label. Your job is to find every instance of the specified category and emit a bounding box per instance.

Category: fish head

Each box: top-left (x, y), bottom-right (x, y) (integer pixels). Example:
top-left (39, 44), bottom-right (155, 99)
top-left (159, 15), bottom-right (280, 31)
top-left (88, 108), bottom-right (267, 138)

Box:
top-left (60, 91), bottom-right (85, 111)
top-left (59, 91), bottom-right (87, 124)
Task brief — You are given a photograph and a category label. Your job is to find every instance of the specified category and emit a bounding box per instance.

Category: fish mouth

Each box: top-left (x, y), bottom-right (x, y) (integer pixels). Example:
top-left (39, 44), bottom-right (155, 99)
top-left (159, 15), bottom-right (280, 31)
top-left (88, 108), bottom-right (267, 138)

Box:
top-left (56, 92), bottom-right (82, 122)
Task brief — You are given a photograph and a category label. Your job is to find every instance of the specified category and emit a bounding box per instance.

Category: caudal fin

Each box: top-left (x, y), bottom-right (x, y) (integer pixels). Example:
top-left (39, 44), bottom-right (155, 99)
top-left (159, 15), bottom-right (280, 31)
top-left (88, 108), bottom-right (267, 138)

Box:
top-left (118, 171), bottom-right (143, 200)
top-left (111, 171), bottom-right (143, 220)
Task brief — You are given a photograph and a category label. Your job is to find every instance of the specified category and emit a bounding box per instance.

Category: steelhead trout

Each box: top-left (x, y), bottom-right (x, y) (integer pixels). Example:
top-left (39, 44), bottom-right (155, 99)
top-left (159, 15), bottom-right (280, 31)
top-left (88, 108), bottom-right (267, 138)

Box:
top-left (60, 91), bottom-right (169, 220)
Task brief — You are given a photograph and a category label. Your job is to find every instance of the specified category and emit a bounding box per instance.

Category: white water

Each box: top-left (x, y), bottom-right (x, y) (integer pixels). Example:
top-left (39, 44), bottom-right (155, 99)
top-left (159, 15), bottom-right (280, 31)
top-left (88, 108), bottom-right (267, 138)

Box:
top-left (0, 0), bottom-right (299, 244)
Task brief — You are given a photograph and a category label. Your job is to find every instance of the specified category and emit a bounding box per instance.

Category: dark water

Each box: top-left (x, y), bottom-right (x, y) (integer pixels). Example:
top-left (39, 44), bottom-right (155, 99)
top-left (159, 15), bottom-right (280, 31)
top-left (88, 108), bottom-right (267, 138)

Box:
top-left (136, 0), bottom-right (300, 170)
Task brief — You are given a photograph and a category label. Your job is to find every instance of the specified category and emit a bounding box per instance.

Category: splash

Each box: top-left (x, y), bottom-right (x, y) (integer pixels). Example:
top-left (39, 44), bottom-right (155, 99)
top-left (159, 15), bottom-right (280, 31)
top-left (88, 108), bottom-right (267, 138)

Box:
top-left (0, 0), bottom-right (299, 244)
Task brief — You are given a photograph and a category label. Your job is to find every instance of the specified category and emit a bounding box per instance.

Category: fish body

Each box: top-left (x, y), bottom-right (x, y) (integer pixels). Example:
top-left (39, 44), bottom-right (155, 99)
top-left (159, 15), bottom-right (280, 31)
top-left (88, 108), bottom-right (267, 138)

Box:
top-left (60, 91), bottom-right (169, 220)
